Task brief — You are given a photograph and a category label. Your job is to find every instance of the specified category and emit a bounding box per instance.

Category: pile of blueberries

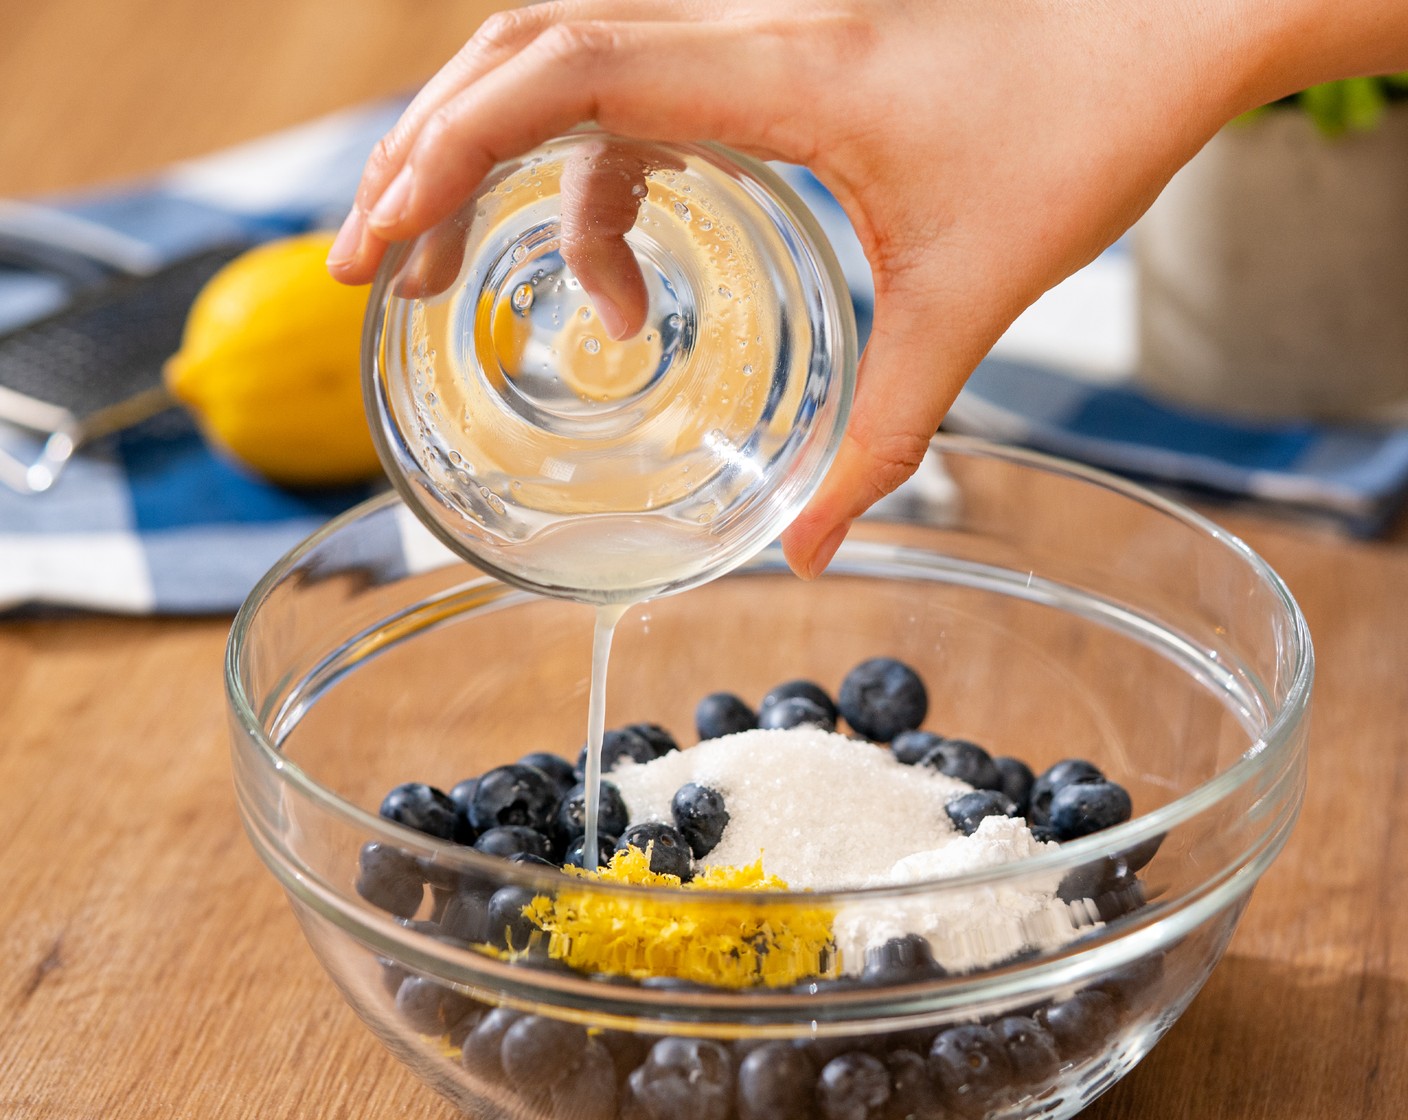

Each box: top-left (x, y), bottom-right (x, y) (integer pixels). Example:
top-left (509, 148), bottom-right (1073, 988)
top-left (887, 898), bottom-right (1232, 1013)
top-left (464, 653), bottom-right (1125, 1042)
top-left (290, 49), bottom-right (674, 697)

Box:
top-left (382, 945), bottom-right (1164, 1120)
top-left (355, 655), bottom-right (1163, 1120)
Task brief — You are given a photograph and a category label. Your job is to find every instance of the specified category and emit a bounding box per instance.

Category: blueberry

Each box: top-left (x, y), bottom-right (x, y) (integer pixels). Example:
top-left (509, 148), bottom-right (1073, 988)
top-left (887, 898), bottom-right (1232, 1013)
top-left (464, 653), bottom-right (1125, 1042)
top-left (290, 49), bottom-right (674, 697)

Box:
top-left (816, 1052), bottom-right (891, 1120)
top-left (1029, 823), bottom-right (1061, 844)
top-left (355, 841), bottom-right (424, 918)
top-left (500, 1014), bottom-right (591, 1090)
top-left (671, 783), bottom-right (730, 857)
top-left (1080, 866), bottom-right (1147, 922)
top-left (736, 1041), bottom-right (815, 1120)
top-left (397, 915), bottom-right (461, 945)
top-left (433, 886), bottom-right (492, 944)
top-left (991, 1015), bottom-right (1059, 1084)
top-left (447, 777), bottom-right (480, 842)
top-left (551, 1038), bottom-right (618, 1120)
top-left (1058, 840), bottom-right (1157, 915)
top-left (1116, 831), bottom-right (1165, 875)
top-left (617, 822), bottom-right (694, 880)
top-left (394, 974), bottom-right (477, 1035)
top-left (885, 1048), bottom-right (943, 1119)
top-left (517, 752), bottom-right (578, 794)
top-left (919, 739), bottom-right (1002, 791)
top-left (1047, 779), bottom-right (1133, 840)
top-left (578, 727), bottom-right (658, 776)
top-left (467, 764), bottom-right (561, 834)
top-left (992, 756), bottom-right (1036, 815)
top-left (508, 851), bottom-right (557, 867)
top-left (626, 1037), bottom-right (733, 1120)
top-left (861, 934), bottom-right (946, 985)
top-left (797, 1035), bottom-right (871, 1068)
top-left (758, 695), bottom-right (837, 732)
top-left (564, 831), bottom-right (618, 871)
top-left (1091, 952), bottom-right (1165, 1012)
top-left (485, 885), bottom-right (542, 950)
top-left (1027, 759), bottom-right (1105, 826)
top-left (625, 722), bottom-right (680, 758)
top-left (378, 956), bottom-right (411, 998)
top-left (447, 1000), bottom-right (489, 1047)
top-left (944, 789), bottom-right (1017, 836)
top-left (461, 1006), bottom-right (524, 1078)
top-left (695, 692), bottom-right (758, 740)
top-left (837, 658), bottom-right (928, 742)
top-left (448, 776), bottom-right (479, 808)
top-left (1056, 855), bottom-right (1121, 906)
top-left (473, 825), bottom-right (552, 860)
top-left (599, 1028), bottom-right (653, 1084)
top-left (1036, 989), bottom-right (1119, 1058)
top-left (760, 679), bottom-right (839, 725)
top-left (890, 729), bottom-right (944, 765)
top-left (556, 780), bottom-right (630, 842)
top-left (927, 1024), bottom-right (1011, 1108)
top-left (379, 782), bottom-right (460, 840)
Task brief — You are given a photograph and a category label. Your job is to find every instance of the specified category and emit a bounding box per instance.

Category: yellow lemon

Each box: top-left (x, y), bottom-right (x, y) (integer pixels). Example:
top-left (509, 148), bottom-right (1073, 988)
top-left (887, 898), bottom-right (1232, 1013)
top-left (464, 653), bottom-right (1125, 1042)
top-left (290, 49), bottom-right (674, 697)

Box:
top-left (164, 232), bottom-right (382, 486)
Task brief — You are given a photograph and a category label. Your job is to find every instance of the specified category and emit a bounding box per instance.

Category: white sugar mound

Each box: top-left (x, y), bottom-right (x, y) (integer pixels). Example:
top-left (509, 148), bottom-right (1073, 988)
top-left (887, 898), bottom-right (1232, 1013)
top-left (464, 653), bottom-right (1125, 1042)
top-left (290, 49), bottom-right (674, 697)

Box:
top-left (608, 728), bottom-right (1088, 971)
top-left (609, 727), bottom-right (973, 891)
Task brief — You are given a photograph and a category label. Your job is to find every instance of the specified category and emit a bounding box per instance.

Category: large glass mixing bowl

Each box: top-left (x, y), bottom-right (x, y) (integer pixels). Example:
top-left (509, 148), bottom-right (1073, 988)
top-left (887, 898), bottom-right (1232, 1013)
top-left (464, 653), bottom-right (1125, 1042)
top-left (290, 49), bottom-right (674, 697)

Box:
top-left (364, 132), bottom-right (856, 604)
top-left (229, 437), bottom-right (1311, 1119)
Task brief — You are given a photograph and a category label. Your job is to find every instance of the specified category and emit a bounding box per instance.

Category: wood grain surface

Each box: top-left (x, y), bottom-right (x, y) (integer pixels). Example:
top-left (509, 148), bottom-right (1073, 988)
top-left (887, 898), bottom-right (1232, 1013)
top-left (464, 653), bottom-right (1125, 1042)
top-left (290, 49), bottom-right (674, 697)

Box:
top-left (2, 3), bottom-right (1407, 1117)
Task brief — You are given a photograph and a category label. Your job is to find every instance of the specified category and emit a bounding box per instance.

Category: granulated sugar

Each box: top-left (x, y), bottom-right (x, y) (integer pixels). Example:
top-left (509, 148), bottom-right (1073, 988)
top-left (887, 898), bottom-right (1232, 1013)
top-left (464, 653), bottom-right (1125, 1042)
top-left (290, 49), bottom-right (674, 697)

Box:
top-left (611, 728), bottom-right (971, 890)
top-left (608, 728), bottom-right (1089, 971)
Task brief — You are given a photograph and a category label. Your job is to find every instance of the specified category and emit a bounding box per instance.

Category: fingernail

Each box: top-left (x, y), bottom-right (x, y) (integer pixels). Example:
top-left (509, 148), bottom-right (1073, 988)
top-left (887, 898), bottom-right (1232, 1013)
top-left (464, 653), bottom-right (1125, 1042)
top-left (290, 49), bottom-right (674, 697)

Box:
top-left (368, 166), bottom-right (414, 232)
top-left (326, 208), bottom-right (365, 267)
top-left (805, 520), bottom-right (852, 580)
top-left (593, 296), bottom-right (630, 341)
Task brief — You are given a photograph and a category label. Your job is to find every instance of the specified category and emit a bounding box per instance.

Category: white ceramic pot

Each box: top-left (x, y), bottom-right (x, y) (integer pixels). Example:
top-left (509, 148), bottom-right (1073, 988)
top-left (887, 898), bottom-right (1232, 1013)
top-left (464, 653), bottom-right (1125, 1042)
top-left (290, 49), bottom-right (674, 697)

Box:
top-left (1134, 104), bottom-right (1408, 422)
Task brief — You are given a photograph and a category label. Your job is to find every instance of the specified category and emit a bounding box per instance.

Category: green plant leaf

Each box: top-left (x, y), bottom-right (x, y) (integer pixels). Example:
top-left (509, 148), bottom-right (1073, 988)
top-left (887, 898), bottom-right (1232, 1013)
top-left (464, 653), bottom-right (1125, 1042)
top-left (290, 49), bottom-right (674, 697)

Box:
top-left (1243, 74), bottom-right (1407, 137)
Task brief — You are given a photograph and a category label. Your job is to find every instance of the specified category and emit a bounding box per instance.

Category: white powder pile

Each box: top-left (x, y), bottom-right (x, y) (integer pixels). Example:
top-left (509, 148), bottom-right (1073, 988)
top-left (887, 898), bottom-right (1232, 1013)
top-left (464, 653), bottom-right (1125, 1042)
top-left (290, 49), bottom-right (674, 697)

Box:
top-left (608, 728), bottom-right (1090, 972)
top-left (610, 728), bottom-right (971, 889)
top-left (609, 728), bottom-right (966, 888)
top-left (832, 815), bottom-right (1077, 972)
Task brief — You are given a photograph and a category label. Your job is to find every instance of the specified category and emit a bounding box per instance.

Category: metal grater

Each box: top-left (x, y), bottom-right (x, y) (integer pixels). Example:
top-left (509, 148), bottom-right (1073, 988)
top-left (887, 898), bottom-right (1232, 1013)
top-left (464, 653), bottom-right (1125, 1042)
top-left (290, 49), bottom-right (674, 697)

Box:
top-left (0, 239), bottom-right (251, 494)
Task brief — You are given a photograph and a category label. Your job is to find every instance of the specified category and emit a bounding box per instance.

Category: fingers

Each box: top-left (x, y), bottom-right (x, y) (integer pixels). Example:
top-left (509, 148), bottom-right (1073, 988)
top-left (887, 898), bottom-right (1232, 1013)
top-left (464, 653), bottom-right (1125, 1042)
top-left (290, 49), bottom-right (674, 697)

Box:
top-left (358, 18), bottom-right (806, 249)
top-left (327, 6), bottom-right (562, 284)
top-left (326, 206), bottom-right (382, 281)
top-left (328, 1), bottom-right (718, 284)
top-left (359, 3), bottom-right (697, 211)
top-left (390, 215), bottom-right (470, 300)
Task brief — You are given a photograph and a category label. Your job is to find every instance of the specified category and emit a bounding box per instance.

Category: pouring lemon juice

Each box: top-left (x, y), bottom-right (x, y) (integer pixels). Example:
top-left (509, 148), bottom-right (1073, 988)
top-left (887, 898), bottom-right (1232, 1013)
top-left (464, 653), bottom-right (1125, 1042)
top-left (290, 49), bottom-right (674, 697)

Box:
top-left (365, 132), bottom-right (856, 864)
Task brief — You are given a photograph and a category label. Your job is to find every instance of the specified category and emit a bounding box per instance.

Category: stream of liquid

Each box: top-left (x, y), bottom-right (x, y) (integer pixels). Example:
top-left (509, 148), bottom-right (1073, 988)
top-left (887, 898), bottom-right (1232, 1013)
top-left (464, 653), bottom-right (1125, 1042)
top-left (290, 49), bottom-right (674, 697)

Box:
top-left (580, 602), bottom-right (630, 866)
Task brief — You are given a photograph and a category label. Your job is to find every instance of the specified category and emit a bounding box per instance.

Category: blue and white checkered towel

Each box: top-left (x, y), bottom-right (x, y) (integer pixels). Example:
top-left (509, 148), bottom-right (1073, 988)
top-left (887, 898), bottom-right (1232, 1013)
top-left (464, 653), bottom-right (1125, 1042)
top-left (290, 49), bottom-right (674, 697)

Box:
top-left (0, 102), bottom-right (406, 614)
top-left (3, 104), bottom-right (1406, 615)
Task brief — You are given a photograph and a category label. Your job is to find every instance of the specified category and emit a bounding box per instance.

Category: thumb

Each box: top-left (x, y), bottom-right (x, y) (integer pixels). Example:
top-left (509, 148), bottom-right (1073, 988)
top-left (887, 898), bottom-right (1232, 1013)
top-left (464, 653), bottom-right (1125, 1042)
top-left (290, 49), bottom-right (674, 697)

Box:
top-left (780, 280), bottom-right (989, 579)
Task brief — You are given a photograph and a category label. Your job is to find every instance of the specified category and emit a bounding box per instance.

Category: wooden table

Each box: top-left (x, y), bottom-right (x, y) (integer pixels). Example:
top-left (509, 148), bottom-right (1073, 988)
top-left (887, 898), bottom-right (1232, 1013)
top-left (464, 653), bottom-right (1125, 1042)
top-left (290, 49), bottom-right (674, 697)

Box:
top-left (2, 4), bottom-right (1406, 1116)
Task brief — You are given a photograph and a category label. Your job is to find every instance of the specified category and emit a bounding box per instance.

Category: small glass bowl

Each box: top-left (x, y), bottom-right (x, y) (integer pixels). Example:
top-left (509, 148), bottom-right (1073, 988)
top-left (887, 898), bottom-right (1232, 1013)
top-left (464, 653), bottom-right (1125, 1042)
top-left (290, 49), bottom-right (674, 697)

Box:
top-left (364, 132), bottom-right (856, 605)
top-left (228, 437), bottom-right (1312, 1120)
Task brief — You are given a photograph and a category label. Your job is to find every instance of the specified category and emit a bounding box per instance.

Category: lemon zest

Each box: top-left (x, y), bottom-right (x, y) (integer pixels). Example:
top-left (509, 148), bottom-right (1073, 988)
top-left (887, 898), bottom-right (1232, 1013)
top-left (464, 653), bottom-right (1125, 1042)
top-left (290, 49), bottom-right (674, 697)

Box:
top-left (521, 849), bottom-right (837, 989)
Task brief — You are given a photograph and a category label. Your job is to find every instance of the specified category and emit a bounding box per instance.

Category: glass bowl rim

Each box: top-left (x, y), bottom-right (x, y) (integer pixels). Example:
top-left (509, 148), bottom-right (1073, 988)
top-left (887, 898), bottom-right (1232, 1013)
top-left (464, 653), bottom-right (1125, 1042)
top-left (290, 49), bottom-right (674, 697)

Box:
top-left (226, 434), bottom-right (1313, 905)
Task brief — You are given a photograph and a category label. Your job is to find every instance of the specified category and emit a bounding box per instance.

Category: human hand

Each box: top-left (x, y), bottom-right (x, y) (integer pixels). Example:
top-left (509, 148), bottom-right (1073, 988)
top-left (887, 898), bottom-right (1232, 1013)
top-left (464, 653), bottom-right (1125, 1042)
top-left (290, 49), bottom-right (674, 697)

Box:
top-left (327, 0), bottom-right (1333, 577)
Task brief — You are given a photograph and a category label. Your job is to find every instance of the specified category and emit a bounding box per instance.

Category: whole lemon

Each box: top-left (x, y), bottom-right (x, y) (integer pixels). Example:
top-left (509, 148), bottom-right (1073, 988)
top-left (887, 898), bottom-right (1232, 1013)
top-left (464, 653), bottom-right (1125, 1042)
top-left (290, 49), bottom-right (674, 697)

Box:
top-left (164, 231), bottom-right (382, 486)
